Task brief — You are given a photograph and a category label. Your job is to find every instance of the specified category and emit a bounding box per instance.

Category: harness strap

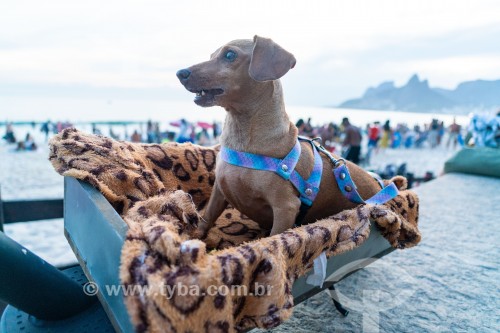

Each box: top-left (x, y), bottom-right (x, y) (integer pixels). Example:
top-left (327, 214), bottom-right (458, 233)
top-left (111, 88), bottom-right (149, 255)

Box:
top-left (219, 140), bottom-right (301, 180)
top-left (334, 164), bottom-right (399, 205)
top-left (293, 138), bottom-right (323, 205)
top-left (220, 140), bottom-right (323, 207)
top-left (310, 137), bottom-right (399, 205)
top-left (293, 138), bottom-right (324, 225)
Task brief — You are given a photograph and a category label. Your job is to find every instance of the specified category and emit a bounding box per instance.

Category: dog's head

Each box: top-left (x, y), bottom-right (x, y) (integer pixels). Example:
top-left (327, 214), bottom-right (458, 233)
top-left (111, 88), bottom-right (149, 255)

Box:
top-left (176, 36), bottom-right (296, 109)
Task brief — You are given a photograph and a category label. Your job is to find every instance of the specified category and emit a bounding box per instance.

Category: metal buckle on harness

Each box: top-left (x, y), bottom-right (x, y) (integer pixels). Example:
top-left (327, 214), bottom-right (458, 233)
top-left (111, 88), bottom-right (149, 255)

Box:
top-left (333, 158), bottom-right (346, 169)
top-left (312, 137), bottom-right (322, 144)
top-left (311, 139), bottom-right (345, 169)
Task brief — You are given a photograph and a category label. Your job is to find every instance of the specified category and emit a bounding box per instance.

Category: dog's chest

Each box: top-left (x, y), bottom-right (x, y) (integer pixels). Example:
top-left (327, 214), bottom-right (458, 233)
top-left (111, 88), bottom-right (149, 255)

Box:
top-left (215, 161), bottom-right (296, 225)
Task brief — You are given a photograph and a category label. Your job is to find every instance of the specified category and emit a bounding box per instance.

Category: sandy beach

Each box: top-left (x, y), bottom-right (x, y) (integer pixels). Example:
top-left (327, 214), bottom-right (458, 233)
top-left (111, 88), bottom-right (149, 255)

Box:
top-left (260, 173), bottom-right (499, 333)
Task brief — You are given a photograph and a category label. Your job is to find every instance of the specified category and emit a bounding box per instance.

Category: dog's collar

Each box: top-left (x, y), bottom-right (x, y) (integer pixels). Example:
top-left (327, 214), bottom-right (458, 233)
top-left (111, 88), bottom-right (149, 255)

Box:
top-left (220, 138), bottom-right (323, 206)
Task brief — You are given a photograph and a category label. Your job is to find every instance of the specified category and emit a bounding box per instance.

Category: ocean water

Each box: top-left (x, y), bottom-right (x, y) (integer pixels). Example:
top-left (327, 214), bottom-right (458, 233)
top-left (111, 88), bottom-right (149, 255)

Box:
top-left (1, 96), bottom-right (470, 126)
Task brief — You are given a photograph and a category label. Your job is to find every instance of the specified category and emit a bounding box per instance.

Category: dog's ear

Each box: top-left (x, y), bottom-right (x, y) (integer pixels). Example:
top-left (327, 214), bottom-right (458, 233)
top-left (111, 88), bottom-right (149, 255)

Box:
top-left (249, 35), bottom-right (296, 82)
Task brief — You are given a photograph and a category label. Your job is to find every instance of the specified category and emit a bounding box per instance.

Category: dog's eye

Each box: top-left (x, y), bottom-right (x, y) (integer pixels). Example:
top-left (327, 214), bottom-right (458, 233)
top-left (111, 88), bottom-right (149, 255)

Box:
top-left (224, 50), bottom-right (237, 62)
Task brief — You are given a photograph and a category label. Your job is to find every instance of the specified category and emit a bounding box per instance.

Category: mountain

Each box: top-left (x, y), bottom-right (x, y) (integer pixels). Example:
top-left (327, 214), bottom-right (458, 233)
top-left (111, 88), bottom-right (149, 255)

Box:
top-left (339, 75), bottom-right (500, 113)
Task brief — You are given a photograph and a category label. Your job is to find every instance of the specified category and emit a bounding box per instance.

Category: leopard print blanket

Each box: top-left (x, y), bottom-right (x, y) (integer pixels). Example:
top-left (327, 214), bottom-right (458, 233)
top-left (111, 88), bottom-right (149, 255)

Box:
top-left (49, 128), bottom-right (421, 333)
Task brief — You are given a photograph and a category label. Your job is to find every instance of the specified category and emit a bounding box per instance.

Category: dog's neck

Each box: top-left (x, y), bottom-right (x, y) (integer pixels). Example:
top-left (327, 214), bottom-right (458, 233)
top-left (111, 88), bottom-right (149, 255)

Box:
top-left (220, 80), bottom-right (298, 157)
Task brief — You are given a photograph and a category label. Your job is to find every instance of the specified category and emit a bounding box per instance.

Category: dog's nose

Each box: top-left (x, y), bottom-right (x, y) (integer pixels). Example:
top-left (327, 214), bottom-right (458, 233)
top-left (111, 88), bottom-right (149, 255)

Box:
top-left (176, 69), bottom-right (191, 81)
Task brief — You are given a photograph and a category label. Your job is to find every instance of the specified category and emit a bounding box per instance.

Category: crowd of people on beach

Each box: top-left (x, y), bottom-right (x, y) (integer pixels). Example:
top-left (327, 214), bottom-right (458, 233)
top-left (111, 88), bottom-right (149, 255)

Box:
top-left (1, 120), bottom-right (75, 151)
top-left (88, 110), bottom-right (500, 167)
top-left (91, 119), bottom-right (223, 145)
top-left (2, 123), bottom-right (39, 151)
top-left (293, 111), bottom-right (500, 165)
top-left (3, 110), bottom-right (500, 163)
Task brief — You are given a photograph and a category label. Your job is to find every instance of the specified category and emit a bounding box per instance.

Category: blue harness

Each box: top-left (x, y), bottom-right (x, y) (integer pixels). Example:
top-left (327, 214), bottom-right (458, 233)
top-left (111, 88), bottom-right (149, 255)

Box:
top-left (220, 137), bottom-right (399, 225)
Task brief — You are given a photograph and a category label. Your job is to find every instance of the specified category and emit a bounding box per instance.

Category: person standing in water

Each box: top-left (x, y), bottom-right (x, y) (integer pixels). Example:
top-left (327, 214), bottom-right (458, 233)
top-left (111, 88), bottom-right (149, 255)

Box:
top-left (341, 117), bottom-right (362, 165)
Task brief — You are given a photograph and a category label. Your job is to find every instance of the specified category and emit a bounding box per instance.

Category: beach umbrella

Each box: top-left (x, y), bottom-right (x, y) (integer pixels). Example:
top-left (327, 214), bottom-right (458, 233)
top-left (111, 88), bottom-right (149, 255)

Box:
top-left (197, 122), bottom-right (213, 129)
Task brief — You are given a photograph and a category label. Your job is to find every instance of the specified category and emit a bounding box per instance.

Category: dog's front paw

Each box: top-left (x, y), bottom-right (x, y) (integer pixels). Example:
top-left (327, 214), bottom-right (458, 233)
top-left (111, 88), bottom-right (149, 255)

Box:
top-left (192, 219), bottom-right (210, 240)
top-left (166, 190), bottom-right (204, 226)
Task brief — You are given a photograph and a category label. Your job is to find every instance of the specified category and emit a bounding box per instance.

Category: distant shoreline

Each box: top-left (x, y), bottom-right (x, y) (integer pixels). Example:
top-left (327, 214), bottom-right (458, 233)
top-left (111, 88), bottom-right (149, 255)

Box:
top-left (0, 120), bottom-right (149, 126)
top-left (1, 97), bottom-right (472, 127)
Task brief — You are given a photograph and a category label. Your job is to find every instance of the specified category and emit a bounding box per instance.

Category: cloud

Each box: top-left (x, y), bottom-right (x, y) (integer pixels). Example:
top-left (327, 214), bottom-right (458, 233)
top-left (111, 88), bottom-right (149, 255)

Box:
top-left (387, 55), bottom-right (500, 89)
top-left (1, 0), bottom-right (500, 105)
top-left (0, 45), bottom-right (178, 88)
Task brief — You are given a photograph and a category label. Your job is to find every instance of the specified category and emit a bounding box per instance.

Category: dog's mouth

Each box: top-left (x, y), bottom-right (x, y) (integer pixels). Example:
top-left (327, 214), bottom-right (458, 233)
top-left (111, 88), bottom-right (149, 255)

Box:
top-left (189, 88), bottom-right (224, 107)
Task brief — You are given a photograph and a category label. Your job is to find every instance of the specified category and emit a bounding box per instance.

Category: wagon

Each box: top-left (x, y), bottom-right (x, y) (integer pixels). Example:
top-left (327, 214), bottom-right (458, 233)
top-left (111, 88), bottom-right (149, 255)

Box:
top-left (0, 174), bottom-right (399, 332)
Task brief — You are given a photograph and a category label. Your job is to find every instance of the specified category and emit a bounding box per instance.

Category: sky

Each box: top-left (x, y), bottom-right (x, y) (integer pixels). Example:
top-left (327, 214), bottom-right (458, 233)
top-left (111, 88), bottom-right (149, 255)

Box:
top-left (1, 0), bottom-right (500, 108)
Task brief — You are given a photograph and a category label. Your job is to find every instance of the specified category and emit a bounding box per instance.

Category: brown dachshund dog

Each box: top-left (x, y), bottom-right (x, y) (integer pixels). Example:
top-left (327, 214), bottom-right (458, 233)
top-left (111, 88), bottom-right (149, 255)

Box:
top-left (177, 36), bottom-right (384, 236)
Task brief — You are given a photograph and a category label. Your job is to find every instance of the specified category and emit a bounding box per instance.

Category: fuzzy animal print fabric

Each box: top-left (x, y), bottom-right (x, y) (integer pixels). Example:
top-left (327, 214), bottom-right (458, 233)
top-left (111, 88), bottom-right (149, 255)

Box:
top-left (49, 128), bottom-right (421, 333)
